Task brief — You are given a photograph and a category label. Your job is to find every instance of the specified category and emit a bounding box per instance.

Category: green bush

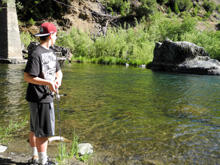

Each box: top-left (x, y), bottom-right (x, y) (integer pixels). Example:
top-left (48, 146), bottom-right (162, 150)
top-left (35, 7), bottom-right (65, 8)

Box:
top-left (106, 0), bottom-right (131, 16)
top-left (20, 32), bottom-right (37, 49)
top-left (205, 11), bottom-right (212, 18)
top-left (147, 13), bottom-right (197, 42)
top-left (56, 25), bottom-right (154, 65)
top-left (120, 1), bottom-right (131, 16)
top-left (177, 0), bottom-right (193, 11)
top-left (136, 0), bottom-right (157, 17)
top-left (56, 28), bottom-right (95, 58)
top-left (217, 5), bottom-right (220, 13)
top-left (167, 7), bottom-right (172, 14)
top-left (179, 11), bottom-right (191, 18)
top-left (106, 0), bottom-right (157, 18)
top-left (174, 3), bottom-right (180, 14)
top-left (203, 0), bottom-right (216, 13)
top-left (92, 26), bottom-right (154, 65)
top-left (181, 30), bottom-right (220, 60)
top-left (169, 0), bottom-right (193, 12)
top-left (192, 6), bottom-right (199, 17)
top-left (28, 18), bottom-right (36, 25)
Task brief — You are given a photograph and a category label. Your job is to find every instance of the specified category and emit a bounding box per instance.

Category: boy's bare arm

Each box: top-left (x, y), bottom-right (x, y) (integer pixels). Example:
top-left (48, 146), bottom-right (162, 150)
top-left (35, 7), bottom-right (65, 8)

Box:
top-left (24, 72), bottom-right (57, 92)
top-left (55, 70), bottom-right (63, 88)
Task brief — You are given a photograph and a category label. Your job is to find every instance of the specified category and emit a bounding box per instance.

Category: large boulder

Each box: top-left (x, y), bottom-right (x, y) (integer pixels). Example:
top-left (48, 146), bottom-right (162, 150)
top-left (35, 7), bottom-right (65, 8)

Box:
top-left (151, 38), bottom-right (220, 75)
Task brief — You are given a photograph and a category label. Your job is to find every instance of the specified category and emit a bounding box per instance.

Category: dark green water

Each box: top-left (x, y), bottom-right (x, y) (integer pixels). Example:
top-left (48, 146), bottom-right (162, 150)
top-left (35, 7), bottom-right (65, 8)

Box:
top-left (1, 63), bottom-right (220, 164)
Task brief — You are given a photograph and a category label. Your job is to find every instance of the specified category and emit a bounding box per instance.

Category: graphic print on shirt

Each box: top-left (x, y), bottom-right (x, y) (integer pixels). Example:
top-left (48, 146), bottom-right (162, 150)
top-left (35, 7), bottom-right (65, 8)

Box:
top-left (41, 52), bottom-right (56, 81)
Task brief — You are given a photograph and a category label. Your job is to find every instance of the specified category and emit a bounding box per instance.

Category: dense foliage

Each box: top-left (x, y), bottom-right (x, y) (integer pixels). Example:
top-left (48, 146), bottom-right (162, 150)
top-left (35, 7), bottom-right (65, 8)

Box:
top-left (56, 24), bottom-right (154, 65)
top-left (15, 0), bottom-right (220, 22)
top-left (19, 0), bottom-right (220, 65)
top-left (203, 0), bottom-right (216, 13)
top-left (168, 0), bottom-right (193, 12)
top-left (105, 0), bottom-right (158, 17)
top-left (53, 13), bottom-right (220, 65)
top-left (105, 0), bottom-right (194, 17)
top-left (15, 0), bottom-right (69, 21)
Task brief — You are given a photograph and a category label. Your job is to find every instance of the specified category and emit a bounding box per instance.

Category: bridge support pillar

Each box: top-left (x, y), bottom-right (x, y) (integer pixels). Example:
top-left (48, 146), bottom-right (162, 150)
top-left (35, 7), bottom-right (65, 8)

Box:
top-left (0, 0), bottom-right (24, 63)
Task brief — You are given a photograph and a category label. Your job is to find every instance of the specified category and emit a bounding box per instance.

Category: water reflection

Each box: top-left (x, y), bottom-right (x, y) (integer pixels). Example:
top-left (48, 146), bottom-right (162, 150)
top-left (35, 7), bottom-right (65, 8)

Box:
top-left (0, 64), bottom-right (28, 122)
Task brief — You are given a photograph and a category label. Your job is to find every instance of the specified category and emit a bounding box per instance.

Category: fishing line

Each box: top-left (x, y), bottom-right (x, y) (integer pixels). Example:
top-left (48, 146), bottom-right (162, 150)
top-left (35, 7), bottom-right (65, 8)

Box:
top-left (56, 88), bottom-right (63, 159)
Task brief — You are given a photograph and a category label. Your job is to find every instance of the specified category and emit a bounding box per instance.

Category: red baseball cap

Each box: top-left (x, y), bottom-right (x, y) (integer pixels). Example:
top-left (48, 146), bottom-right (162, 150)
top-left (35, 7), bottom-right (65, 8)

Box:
top-left (34, 22), bottom-right (57, 37)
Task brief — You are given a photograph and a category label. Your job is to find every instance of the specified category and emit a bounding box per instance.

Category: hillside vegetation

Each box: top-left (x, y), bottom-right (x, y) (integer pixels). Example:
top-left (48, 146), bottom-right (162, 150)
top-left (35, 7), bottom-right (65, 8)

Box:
top-left (17, 0), bottom-right (220, 66)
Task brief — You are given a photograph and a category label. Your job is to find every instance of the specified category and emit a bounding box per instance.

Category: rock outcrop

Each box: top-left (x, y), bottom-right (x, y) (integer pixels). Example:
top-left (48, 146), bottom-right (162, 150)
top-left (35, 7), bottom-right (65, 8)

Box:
top-left (151, 38), bottom-right (220, 75)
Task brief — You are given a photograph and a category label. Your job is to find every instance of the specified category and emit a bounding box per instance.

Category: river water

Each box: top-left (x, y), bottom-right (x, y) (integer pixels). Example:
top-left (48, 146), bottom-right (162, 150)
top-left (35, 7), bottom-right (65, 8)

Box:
top-left (1, 63), bottom-right (220, 164)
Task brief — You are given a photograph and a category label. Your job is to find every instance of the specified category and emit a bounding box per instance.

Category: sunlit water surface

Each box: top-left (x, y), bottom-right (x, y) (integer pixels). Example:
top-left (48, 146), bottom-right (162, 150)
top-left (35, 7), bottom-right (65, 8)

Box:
top-left (1, 63), bottom-right (220, 164)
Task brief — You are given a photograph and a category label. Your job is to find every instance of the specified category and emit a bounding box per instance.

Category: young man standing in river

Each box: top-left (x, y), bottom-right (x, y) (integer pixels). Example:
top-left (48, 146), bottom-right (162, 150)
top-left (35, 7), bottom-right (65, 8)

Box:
top-left (24, 22), bottom-right (63, 165)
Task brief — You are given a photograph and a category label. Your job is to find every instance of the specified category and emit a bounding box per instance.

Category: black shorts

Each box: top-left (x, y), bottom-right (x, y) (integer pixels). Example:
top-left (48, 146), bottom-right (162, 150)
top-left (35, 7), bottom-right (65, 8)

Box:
top-left (28, 102), bottom-right (55, 137)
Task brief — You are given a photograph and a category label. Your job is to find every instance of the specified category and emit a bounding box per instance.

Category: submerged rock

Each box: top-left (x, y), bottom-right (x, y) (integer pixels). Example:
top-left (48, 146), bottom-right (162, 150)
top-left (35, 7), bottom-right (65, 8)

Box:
top-left (78, 143), bottom-right (93, 155)
top-left (0, 145), bottom-right (7, 153)
top-left (152, 38), bottom-right (220, 75)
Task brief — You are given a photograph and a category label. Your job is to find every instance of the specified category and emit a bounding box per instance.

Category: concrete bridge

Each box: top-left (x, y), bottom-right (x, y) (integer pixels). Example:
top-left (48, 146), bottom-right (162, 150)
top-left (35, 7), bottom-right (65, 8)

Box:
top-left (0, 0), bottom-right (23, 63)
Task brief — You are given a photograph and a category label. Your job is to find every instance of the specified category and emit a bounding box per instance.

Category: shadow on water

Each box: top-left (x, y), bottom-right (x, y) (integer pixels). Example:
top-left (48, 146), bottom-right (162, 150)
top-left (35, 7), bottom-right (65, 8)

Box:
top-left (1, 63), bottom-right (220, 164)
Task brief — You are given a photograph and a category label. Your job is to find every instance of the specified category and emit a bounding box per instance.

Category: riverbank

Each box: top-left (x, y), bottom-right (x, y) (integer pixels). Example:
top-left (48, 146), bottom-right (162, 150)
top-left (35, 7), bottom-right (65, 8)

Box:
top-left (0, 140), bottom-right (85, 165)
top-left (0, 112), bottom-right (87, 165)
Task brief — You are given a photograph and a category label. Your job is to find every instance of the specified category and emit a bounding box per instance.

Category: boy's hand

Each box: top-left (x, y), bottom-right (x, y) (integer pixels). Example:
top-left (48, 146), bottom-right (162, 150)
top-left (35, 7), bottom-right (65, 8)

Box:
top-left (55, 79), bottom-right (62, 88)
top-left (48, 81), bottom-right (57, 93)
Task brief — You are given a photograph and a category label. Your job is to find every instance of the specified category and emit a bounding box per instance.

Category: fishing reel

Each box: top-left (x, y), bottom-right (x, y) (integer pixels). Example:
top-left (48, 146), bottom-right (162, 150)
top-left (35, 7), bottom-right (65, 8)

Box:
top-left (55, 88), bottom-right (67, 101)
top-left (56, 88), bottom-right (60, 101)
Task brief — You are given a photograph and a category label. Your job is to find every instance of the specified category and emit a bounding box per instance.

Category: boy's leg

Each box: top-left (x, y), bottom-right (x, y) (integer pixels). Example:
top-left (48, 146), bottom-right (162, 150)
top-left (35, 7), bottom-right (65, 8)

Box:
top-left (29, 132), bottom-right (36, 147)
top-left (28, 132), bottom-right (39, 164)
top-left (36, 137), bottom-right (48, 152)
top-left (29, 132), bottom-right (38, 156)
top-left (36, 137), bottom-right (49, 164)
top-left (30, 102), bottom-right (55, 164)
top-left (29, 102), bottom-right (39, 161)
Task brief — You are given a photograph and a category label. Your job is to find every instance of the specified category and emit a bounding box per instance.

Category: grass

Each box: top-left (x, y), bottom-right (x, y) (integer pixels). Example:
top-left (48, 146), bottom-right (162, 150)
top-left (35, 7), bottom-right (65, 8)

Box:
top-left (0, 116), bottom-right (28, 145)
top-left (56, 129), bottom-right (93, 164)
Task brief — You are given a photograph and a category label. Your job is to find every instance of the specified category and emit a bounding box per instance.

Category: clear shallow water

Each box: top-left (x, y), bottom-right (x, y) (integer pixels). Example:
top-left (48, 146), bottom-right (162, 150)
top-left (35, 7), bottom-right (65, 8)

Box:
top-left (1, 63), bottom-right (220, 164)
